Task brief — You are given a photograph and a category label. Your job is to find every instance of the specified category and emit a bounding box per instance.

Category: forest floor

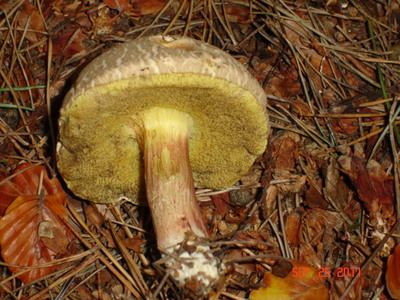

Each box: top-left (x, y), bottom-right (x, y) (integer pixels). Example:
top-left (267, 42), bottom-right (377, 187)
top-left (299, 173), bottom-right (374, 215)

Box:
top-left (0, 0), bottom-right (400, 299)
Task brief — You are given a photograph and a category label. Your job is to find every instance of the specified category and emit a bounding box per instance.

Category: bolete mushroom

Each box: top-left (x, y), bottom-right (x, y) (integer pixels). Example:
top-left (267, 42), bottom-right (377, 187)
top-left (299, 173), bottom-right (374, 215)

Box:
top-left (57, 35), bottom-right (269, 295)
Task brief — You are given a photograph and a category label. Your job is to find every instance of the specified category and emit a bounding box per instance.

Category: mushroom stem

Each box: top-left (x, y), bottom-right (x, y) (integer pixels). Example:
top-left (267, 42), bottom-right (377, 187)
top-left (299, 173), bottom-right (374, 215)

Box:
top-left (132, 107), bottom-right (224, 295)
top-left (133, 107), bottom-right (208, 249)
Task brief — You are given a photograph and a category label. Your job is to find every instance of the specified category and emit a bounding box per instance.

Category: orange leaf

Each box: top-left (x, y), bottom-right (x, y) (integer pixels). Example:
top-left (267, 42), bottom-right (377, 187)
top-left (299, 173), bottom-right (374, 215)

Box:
top-left (386, 244), bottom-right (400, 299)
top-left (130, 0), bottom-right (168, 16)
top-left (0, 193), bottom-right (70, 283)
top-left (250, 260), bottom-right (329, 300)
top-left (0, 163), bottom-right (64, 215)
top-left (103, 0), bottom-right (129, 11)
top-left (0, 164), bottom-right (70, 283)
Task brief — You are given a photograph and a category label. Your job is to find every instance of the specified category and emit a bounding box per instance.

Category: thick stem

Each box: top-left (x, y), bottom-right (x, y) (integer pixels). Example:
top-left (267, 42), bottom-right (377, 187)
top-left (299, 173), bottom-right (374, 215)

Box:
top-left (131, 107), bottom-right (224, 295)
top-left (133, 107), bottom-right (208, 250)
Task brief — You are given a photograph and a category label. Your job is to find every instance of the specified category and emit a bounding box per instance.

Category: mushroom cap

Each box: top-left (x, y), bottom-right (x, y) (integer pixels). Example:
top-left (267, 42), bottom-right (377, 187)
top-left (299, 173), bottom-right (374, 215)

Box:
top-left (57, 35), bottom-right (269, 204)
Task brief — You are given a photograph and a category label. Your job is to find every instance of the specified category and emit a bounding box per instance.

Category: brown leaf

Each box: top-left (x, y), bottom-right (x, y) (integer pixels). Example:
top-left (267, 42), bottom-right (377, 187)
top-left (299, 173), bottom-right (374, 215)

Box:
top-left (267, 64), bottom-right (302, 98)
top-left (386, 243), bottom-right (400, 299)
top-left (0, 193), bottom-right (71, 283)
top-left (16, 1), bottom-right (46, 43)
top-left (0, 163), bottom-right (65, 216)
top-left (130, 0), bottom-right (168, 16)
top-left (304, 208), bottom-right (340, 246)
top-left (122, 236), bottom-right (144, 253)
top-left (226, 5), bottom-right (251, 23)
top-left (306, 182), bottom-right (329, 209)
top-left (103, 0), bottom-right (129, 12)
top-left (285, 207), bottom-right (305, 246)
top-left (323, 158), bottom-right (351, 211)
top-left (272, 132), bottom-right (300, 169)
top-left (51, 29), bottom-right (86, 57)
top-left (260, 185), bottom-right (277, 218)
top-left (250, 259), bottom-right (329, 300)
top-left (273, 170), bottom-right (307, 194)
top-left (211, 193), bottom-right (232, 218)
top-left (338, 154), bottom-right (395, 219)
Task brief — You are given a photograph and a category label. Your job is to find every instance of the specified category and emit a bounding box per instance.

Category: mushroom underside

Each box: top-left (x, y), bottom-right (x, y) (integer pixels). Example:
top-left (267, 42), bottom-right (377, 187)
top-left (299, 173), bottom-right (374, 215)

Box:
top-left (57, 73), bottom-right (268, 204)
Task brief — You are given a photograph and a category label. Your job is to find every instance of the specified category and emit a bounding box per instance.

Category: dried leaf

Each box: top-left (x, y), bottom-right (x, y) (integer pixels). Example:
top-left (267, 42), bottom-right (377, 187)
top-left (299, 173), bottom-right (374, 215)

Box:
top-left (130, 0), bottom-right (168, 16)
top-left (0, 164), bottom-right (70, 283)
top-left (272, 132), bottom-right (300, 169)
top-left (211, 193), bottom-right (232, 218)
top-left (323, 158), bottom-right (351, 211)
top-left (267, 64), bottom-right (302, 98)
top-left (386, 244), bottom-right (400, 299)
top-left (338, 154), bottom-right (395, 219)
top-left (103, 0), bottom-right (129, 12)
top-left (122, 236), bottom-right (144, 253)
top-left (51, 29), bottom-right (86, 57)
top-left (273, 170), bottom-right (307, 194)
top-left (16, 2), bottom-right (46, 43)
top-left (305, 182), bottom-right (329, 209)
top-left (250, 260), bottom-right (329, 300)
top-left (285, 207), bottom-right (305, 246)
top-left (260, 185), bottom-right (277, 218)
top-left (304, 208), bottom-right (340, 246)
top-left (298, 243), bottom-right (321, 267)
top-left (0, 163), bottom-right (64, 216)
top-left (0, 193), bottom-right (70, 283)
top-left (226, 5), bottom-right (251, 23)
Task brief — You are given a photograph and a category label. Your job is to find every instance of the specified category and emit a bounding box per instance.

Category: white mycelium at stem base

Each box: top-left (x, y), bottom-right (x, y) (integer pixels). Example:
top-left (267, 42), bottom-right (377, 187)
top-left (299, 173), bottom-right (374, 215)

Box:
top-left (131, 107), bottom-right (223, 291)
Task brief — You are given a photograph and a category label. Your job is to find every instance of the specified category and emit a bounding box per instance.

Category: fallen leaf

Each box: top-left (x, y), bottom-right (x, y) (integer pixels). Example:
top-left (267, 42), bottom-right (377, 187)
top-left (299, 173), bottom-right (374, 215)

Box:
top-left (386, 243), bottom-right (400, 299)
top-left (0, 163), bottom-right (64, 216)
top-left (250, 259), bottom-right (329, 300)
top-left (260, 185), bottom-right (277, 218)
top-left (103, 0), bottom-right (129, 12)
top-left (272, 132), bottom-right (300, 169)
top-left (338, 154), bottom-right (395, 220)
top-left (285, 207), bottom-right (305, 246)
top-left (267, 64), bottom-right (302, 98)
top-left (130, 0), bottom-right (168, 16)
top-left (0, 164), bottom-right (71, 283)
top-left (16, 1), bottom-right (46, 43)
top-left (304, 208), bottom-right (340, 246)
top-left (323, 158), bottom-right (352, 211)
top-left (0, 193), bottom-right (70, 283)
top-left (226, 5), bottom-right (251, 23)
top-left (51, 28), bottom-right (86, 57)
top-left (298, 242), bottom-right (321, 268)
top-left (305, 182), bottom-right (329, 209)
top-left (273, 170), bottom-right (307, 194)
top-left (122, 236), bottom-right (144, 253)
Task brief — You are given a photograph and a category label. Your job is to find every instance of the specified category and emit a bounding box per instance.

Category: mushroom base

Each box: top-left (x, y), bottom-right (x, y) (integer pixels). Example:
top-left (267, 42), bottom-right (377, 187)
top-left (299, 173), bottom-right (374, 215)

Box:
top-left (164, 241), bottom-right (225, 297)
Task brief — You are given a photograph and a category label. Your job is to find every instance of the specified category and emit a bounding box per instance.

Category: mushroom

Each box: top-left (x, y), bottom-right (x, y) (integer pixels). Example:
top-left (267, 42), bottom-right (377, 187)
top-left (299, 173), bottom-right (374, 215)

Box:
top-left (57, 35), bottom-right (269, 295)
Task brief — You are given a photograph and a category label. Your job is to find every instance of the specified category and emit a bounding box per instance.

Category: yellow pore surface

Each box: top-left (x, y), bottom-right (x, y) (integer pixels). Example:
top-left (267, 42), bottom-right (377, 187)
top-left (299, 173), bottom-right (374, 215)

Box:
top-left (57, 73), bottom-right (269, 204)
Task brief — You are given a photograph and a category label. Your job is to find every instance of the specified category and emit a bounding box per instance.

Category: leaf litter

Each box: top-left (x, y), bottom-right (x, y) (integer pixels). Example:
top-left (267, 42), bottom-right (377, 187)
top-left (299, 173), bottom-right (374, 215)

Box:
top-left (0, 0), bottom-right (399, 299)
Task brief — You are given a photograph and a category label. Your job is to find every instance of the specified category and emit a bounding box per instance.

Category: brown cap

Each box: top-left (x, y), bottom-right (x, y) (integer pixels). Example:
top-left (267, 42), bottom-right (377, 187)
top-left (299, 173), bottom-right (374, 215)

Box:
top-left (57, 35), bottom-right (269, 203)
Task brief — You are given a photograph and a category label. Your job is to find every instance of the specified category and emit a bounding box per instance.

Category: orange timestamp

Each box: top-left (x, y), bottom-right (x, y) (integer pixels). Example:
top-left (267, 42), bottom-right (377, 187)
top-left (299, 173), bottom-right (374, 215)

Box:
top-left (292, 266), bottom-right (361, 278)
